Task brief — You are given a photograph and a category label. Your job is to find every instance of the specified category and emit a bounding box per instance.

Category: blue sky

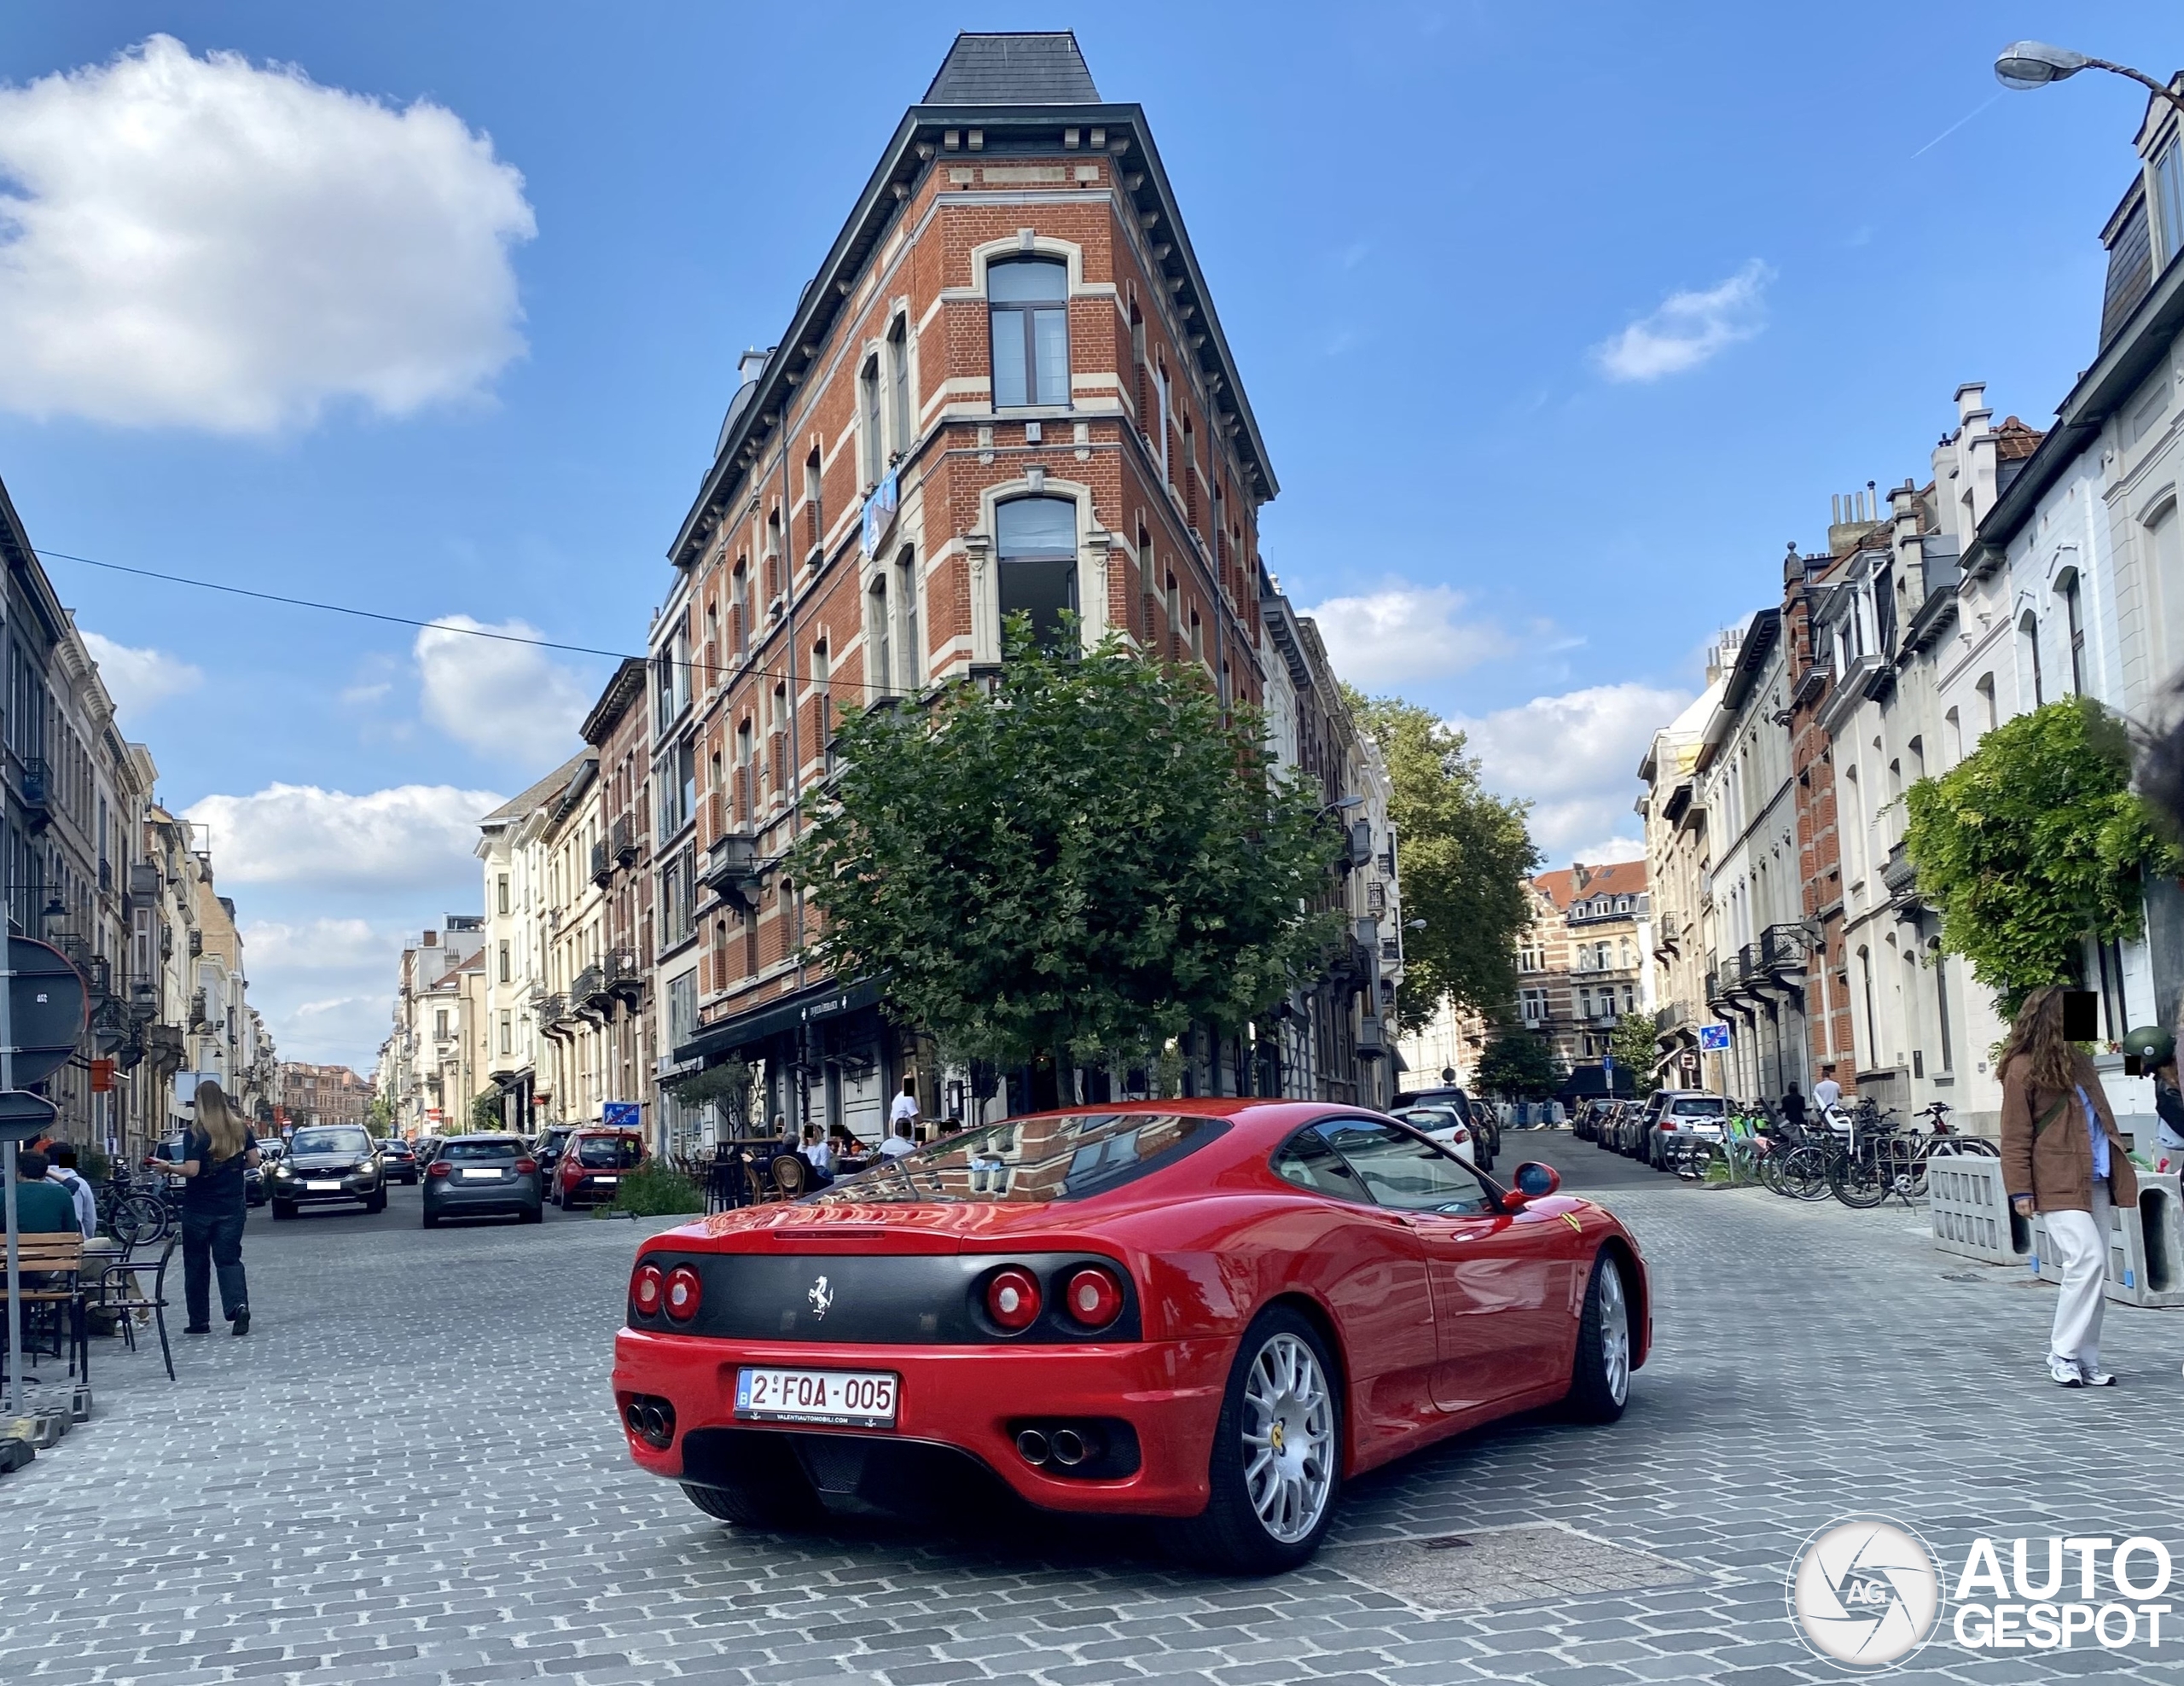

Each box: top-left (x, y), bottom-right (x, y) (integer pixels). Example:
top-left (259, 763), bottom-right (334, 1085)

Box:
top-left (1, 4), bottom-right (2176, 1066)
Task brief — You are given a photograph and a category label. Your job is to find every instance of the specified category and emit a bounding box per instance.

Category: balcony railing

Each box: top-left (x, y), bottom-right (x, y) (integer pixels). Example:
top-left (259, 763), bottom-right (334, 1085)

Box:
top-left (612, 814), bottom-right (636, 865)
top-left (590, 839), bottom-right (612, 886)
top-left (1882, 840), bottom-right (1920, 901)
top-left (607, 946), bottom-right (644, 999)
top-left (533, 993), bottom-right (566, 1029)
top-left (1655, 999), bottom-right (1689, 1034)
top-left (572, 963), bottom-right (607, 1006)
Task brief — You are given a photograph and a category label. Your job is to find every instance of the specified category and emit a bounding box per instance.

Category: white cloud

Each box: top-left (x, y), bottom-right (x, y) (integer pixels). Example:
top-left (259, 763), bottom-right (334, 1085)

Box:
top-left (1303, 584), bottom-right (1514, 686)
top-left (1454, 683), bottom-right (1692, 863)
top-left (80, 629), bottom-right (202, 718)
top-left (240, 916), bottom-right (394, 972)
top-left (183, 782), bottom-right (501, 890)
top-left (0, 34), bottom-right (535, 433)
top-left (415, 615), bottom-right (591, 766)
top-left (1593, 259), bottom-right (1773, 382)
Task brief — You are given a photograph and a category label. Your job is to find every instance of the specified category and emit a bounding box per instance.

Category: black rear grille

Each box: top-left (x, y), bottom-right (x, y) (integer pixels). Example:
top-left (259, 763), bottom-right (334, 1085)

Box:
top-left (629, 1251), bottom-right (1140, 1344)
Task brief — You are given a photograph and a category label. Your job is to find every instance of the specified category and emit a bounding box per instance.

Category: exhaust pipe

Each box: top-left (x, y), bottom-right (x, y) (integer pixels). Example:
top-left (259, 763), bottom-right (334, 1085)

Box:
top-left (1050, 1427), bottom-right (1089, 1467)
top-left (1014, 1427), bottom-right (1050, 1465)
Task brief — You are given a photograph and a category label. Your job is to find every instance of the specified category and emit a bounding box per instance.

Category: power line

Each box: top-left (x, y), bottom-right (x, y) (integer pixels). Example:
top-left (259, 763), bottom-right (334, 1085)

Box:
top-left (32, 543), bottom-right (903, 696)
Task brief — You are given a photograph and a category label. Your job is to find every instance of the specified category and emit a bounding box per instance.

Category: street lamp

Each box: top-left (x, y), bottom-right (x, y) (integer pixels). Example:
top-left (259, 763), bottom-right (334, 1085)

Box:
top-left (1995, 41), bottom-right (2184, 116)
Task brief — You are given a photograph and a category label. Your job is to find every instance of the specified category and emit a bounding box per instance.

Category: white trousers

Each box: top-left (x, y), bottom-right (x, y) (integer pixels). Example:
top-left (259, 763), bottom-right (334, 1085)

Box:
top-left (2045, 1180), bottom-right (2112, 1371)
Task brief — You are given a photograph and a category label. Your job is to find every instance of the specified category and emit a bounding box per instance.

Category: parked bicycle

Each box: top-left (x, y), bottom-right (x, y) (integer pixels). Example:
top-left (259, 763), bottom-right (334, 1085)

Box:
top-left (96, 1158), bottom-right (176, 1247)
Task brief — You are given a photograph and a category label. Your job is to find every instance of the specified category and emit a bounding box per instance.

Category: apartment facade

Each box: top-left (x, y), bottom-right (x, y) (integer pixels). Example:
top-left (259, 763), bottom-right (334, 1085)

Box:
top-left (1511, 862), bottom-right (1651, 1076)
top-left (0, 474), bottom-right (273, 1158)
top-left (655, 33), bottom-right (1285, 1136)
top-left (475, 753), bottom-right (588, 1132)
top-left (379, 918), bottom-right (485, 1137)
top-left (277, 1061), bottom-right (375, 1128)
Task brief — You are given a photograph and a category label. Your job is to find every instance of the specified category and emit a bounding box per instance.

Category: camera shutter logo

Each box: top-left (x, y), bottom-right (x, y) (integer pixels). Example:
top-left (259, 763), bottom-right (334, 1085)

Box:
top-left (1788, 1517), bottom-right (1944, 1669)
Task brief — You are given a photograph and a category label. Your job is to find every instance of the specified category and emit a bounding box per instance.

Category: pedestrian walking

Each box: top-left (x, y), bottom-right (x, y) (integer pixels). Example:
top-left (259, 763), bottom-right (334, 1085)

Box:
top-left (1778, 1084), bottom-right (1807, 1132)
top-left (170, 1082), bottom-right (259, 1338)
top-left (1811, 1068), bottom-right (1841, 1112)
top-left (44, 1142), bottom-right (96, 1240)
top-left (1999, 985), bottom-right (2137, 1387)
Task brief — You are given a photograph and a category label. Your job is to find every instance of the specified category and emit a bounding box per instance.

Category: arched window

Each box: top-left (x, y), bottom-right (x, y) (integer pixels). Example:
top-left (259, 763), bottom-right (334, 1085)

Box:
top-left (2019, 610), bottom-right (2043, 706)
top-left (2057, 568), bottom-right (2086, 694)
top-left (996, 496), bottom-right (1078, 648)
top-left (988, 258), bottom-right (1069, 408)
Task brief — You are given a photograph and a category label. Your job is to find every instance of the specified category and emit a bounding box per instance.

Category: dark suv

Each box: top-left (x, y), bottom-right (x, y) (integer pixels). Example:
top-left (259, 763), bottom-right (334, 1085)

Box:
top-left (269, 1125), bottom-right (386, 1218)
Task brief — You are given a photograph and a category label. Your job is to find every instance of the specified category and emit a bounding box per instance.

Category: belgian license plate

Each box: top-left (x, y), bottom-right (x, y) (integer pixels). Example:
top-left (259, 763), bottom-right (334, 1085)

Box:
top-left (306, 1180), bottom-right (341, 1191)
top-left (595, 1174), bottom-right (619, 1184)
top-left (460, 1168), bottom-right (502, 1180)
top-left (735, 1367), bottom-right (898, 1427)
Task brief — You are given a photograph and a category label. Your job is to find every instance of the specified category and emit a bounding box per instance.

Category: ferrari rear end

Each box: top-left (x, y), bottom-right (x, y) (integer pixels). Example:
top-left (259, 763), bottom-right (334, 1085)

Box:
top-left (613, 1226), bottom-right (1232, 1521)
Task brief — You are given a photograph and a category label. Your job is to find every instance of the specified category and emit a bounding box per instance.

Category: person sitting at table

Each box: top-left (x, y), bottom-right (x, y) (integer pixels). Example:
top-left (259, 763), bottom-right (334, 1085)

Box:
top-left (44, 1142), bottom-right (97, 1241)
top-left (10, 1149), bottom-right (78, 1235)
top-left (799, 1125), bottom-right (835, 1187)
top-left (878, 1119), bottom-right (916, 1161)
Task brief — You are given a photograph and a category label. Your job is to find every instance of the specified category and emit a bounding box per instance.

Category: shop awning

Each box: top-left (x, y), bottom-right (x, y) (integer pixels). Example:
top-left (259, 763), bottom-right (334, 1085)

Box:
top-left (672, 976), bottom-right (885, 1067)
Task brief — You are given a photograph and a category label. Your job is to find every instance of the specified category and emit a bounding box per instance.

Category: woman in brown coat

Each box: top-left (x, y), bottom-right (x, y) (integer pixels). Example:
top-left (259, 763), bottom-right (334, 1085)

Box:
top-left (1999, 985), bottom-right (2138, 1387)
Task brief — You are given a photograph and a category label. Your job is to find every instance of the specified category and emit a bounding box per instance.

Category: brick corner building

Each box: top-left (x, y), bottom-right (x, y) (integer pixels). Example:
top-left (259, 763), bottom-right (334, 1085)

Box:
top-left (648, 32), bottom-right (1324, 1140)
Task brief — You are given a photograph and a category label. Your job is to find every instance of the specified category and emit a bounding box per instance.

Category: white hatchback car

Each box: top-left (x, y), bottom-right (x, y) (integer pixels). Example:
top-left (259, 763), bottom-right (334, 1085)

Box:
top-left (1391, 1104), bottom-right (1476, 1165)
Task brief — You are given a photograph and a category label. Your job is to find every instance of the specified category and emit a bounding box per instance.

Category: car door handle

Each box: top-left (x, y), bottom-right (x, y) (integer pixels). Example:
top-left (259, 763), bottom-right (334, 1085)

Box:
top-left (1364, 1209), bottom-right (1415, 1228)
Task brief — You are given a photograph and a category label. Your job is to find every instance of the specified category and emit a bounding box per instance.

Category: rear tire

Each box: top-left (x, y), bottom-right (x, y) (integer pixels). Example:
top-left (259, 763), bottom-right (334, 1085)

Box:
top-left (421, 1211), bottom-right (439, 1229)
top-left (681, 1457), bottom-right (819, 1530)
top-left (520, 1204), bottom-right (543, 1224)
top-left (271, 1201), bottom-right (295, 1222)
top-left (1165, 1306), bottom-right (1342, 1575)
top-left (1566, 1252), bottom-right (1635, 1423)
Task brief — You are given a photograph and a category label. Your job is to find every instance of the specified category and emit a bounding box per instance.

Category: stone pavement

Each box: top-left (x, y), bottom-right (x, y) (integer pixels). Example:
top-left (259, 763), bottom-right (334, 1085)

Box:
top-left (6, 1137), bottom-right (2184, 1684)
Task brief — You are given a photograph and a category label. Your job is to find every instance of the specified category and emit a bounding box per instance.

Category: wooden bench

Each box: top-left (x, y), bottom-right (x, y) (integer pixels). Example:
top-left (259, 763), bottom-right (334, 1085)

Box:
top-left (0, 1232), bottom-right (88, 1383)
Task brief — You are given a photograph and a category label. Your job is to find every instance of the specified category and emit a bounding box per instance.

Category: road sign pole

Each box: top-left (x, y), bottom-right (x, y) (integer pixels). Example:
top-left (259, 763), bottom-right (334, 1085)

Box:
top-left (3, 956), bottom-right (19, 1420)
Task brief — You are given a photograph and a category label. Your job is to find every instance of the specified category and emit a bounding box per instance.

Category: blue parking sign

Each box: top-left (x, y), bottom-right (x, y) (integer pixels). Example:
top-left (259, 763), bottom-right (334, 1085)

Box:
top-left (1699, 1023), bottom-right (1731, 1052)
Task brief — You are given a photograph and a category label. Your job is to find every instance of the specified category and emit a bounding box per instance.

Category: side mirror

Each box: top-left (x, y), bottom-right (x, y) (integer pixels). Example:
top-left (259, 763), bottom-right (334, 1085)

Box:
top-left (1502, 1160), bottom-right (1560, 1211)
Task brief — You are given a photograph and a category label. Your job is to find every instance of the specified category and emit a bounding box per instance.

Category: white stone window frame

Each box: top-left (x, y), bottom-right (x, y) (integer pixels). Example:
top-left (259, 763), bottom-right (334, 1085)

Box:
top-left (964, 474), bottom-right (1112, 663)
top-left (971, 233), bottom-right (1084, 416)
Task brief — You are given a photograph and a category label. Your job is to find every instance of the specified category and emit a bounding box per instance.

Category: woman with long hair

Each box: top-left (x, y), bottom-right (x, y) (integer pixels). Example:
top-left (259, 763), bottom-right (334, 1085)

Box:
top-left (165, 1080), bottom-right (260, 1336)
top-left (1999, 985), bottom-right (2137, 1386)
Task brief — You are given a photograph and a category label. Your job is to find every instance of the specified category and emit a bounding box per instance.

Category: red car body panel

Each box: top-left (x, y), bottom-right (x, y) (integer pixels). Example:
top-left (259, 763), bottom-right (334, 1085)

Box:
top-left (611, 1100), bottom-right (1650, 1515)
top-left (556, 1130), bottom-right (645, 1206)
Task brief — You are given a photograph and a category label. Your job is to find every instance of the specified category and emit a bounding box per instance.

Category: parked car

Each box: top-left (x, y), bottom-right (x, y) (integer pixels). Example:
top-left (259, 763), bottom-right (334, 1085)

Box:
top-left (269, 1125), bottom-right (386, 1218)
top-left (532, 1125), bottom-right (576, 1187)
top-left (1641, 1090), bottom-right (1730, 1169)
top-left (413, 1135), bottom-right (444, 1166)
top-left (421, 1134), bottom-right (543, 1227)
top-left (1391, 1103), bottom-right (1475, 1164)
top-left (376, 1138), bottom-right (420, 1185)
top-left (1571, 1100), bottom-right (1603, 1142)
top-left (616, 1099), bottom-right (1649, 1573)
top-left (1394, 1083), bottom-right (1496, 1170)
top-left (552, 1129), bottom-right (645, 1208)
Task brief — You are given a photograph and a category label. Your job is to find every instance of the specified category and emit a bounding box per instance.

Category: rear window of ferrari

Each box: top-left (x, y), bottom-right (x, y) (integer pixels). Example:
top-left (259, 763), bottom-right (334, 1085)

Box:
top-left (811, 1113), bottom-right (1230, 1204)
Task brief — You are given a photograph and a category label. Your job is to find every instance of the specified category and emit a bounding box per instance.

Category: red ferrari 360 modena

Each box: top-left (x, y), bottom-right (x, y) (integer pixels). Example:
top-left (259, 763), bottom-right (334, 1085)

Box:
top-left (613, 1099), bottom-right (1649, 1573)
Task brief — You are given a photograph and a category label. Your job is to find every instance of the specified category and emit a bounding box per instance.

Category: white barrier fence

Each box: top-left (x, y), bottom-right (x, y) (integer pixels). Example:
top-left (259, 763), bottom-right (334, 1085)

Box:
top-left (2025, 1169), bottom-right (2184, 1308)
top-left (1928, 1152), bottom-right (2030, 1266)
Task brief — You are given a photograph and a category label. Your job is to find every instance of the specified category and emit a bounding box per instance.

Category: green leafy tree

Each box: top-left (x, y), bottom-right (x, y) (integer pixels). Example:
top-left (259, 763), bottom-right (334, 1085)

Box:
top-left (1902, 697), bottom-right (2183, 1015)
top-left (1608, 1010), bottom-right (1659, 1098)
top-left (367, 1093), bottom-right (393, 1131)
top-left (793, 621), bottom-right (1343, 1074)
top-left (1475, 1025), bottom-right (1563, 1101)
top-left (469, 1092), bottom-right (504, 1133)
top-left (1349, 692), bottom-right (1540, 1032)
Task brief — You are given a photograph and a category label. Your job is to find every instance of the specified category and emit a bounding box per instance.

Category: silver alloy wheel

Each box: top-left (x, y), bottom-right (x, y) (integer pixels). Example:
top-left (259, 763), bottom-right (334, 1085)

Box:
top-left (1240, 1331), bottom-right (1334, 1544)
top-left (1598, 1257), bottom-right (1631, 1405)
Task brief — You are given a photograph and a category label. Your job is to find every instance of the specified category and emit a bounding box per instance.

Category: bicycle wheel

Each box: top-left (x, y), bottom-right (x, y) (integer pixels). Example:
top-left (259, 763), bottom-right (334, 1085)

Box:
top-left (1830, 1154), bottom-right (1890, 1208)
top-left (1781, 1147), bottom-right (1832, 1200)
top-left (108, 1192), bottom-right (154, 1247)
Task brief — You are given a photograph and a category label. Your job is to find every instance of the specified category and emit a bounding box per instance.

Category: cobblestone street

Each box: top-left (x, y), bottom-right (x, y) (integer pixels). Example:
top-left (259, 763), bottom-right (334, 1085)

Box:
top-left (8, 1137), bottom-right (2184, 1686)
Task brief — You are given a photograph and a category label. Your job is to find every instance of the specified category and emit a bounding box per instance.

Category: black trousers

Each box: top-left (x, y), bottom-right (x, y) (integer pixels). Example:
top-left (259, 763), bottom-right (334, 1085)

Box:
top-left (182, 1205), bottom-right (248, 1324)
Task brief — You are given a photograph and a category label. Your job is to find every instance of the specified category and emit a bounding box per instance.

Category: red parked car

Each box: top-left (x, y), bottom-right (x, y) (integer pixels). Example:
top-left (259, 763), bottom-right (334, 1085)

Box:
top-left (612, 1099), bottom-right (1649, 1573)
top-left (552, 1129), bottom-right (646, 1208)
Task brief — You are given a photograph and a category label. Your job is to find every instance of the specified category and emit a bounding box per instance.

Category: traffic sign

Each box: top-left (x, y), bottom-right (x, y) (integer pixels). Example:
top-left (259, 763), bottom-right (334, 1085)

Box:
top-left (1699, 1023), bottom-right (1732, 1052)
top-left (6, 938), bottom-right (85, 1087)
top-left (0, 1090), bottom-right (57, 1143)
top-left (603, 1101), bottom-right (642, 1128)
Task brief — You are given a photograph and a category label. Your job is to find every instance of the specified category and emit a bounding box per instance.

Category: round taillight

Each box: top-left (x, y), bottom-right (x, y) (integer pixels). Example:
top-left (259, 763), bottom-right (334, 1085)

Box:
top-left (1063, 1265), bottom-right (1124, 1330)
top-left (632, 1264), bottom-right (663, 1317)
top-left (665, 1264), bottom-right (702, 1322)
top-left (985, 1266), bottom-right (1042, 1332)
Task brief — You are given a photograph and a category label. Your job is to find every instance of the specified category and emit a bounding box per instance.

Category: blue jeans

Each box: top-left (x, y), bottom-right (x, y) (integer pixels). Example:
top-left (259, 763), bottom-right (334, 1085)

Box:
top-left (182, 1205), bottom-right (248, 1325)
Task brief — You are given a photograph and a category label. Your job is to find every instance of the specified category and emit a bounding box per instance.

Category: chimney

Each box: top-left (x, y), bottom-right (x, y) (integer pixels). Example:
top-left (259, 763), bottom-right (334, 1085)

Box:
top-left (422, 931), bottom-right (438, 948)
top-left (1572, 862), bottom-right (1590, 893)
